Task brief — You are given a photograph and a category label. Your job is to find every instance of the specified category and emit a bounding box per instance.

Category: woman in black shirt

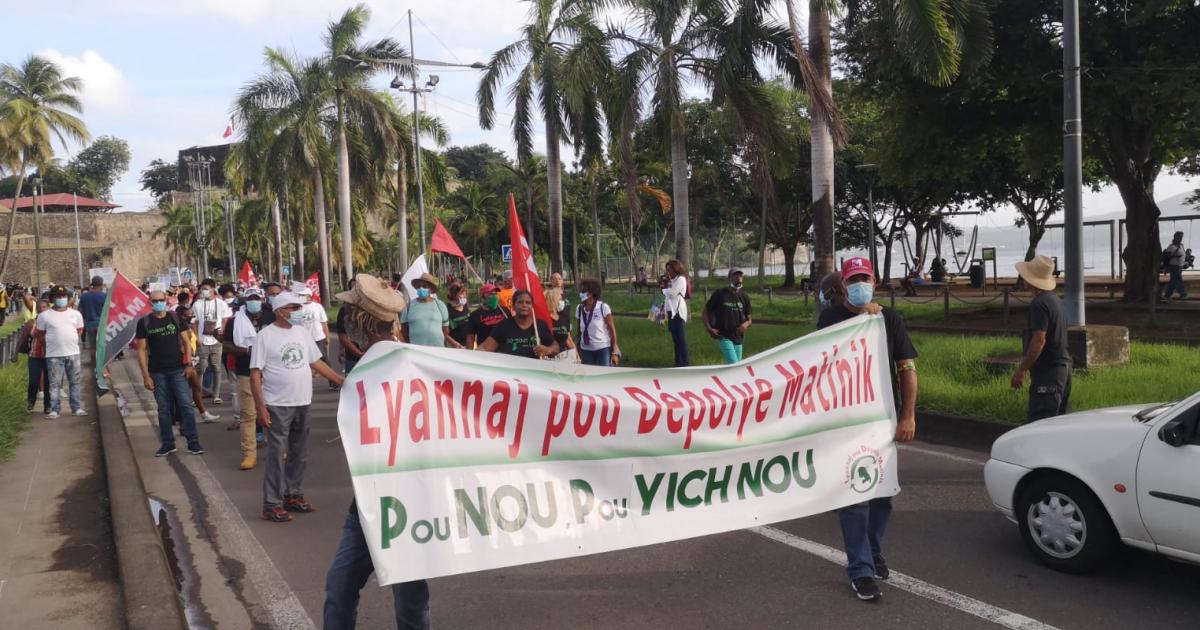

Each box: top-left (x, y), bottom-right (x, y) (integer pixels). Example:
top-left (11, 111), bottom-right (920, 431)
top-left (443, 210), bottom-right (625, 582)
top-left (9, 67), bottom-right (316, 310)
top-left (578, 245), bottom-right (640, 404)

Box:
top-left (476, 290), bottom-right (557, 359)
top-left (445, 283), bottom-right (472, 348)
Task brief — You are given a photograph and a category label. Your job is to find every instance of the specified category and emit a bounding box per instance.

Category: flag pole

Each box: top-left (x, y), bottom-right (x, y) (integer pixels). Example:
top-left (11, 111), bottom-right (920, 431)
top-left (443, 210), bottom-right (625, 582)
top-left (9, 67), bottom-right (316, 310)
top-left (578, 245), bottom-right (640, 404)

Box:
top-left (523, 270), bottom-right (542, 347)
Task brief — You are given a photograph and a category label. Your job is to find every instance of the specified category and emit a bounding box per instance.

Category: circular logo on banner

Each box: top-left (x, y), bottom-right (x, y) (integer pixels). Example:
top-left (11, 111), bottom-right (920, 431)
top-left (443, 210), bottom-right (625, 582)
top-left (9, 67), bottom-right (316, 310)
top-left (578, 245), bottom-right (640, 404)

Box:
top-left (844, 446), bottom-right (883, 494)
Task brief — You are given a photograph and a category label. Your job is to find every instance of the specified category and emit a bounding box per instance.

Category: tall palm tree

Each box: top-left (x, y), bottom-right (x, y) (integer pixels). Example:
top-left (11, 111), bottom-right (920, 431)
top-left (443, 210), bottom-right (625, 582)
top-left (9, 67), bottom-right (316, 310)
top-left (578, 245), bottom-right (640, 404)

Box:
top-left (448, 182), bottom-right (498, 261)
top-left (322, 4), bottom-right (408, 283)
top-left (0, 55), bottom-right (90, 281)
top-left (478, 0), bottom-right (611, 274)
top-left (501, 154), bottom-right (547, 248)
top-left (380, 92), bottom-right (448, 269)
top-left (782, 0), bottom-right (991, 278)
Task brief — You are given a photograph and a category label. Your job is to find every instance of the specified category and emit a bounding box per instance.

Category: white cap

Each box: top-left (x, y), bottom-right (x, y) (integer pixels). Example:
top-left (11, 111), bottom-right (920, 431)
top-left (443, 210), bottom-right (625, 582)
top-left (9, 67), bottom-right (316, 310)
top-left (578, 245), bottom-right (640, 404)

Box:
top-left (272, 292), bottom-right (306, 309)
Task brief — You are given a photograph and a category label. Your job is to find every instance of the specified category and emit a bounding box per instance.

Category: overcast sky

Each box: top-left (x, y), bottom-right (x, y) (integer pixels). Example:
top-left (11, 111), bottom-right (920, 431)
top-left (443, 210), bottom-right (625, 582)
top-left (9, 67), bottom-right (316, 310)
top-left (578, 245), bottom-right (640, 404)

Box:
top-left (1, 0), bottom-right (1194, 225)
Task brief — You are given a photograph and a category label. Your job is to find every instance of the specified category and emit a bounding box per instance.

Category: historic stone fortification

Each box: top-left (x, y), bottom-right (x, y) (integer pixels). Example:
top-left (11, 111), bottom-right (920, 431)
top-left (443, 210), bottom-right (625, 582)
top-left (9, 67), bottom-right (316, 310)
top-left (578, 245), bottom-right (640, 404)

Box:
top-left (0, 210), bottom-right (170, 287)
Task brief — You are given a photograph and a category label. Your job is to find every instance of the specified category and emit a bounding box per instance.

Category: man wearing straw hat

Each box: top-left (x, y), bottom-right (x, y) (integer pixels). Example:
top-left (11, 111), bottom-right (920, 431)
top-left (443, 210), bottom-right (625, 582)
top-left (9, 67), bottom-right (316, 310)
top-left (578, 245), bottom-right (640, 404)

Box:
top-left (1011, 255), bottom-right (1072, 422)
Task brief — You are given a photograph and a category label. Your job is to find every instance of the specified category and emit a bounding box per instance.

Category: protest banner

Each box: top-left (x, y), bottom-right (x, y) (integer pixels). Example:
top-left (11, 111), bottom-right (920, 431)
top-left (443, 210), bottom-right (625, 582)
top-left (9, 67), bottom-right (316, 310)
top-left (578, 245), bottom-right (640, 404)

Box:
top-left (337, 314), bottom-right (899, 584)
top-left (96, 271), bottom-right (152, 389)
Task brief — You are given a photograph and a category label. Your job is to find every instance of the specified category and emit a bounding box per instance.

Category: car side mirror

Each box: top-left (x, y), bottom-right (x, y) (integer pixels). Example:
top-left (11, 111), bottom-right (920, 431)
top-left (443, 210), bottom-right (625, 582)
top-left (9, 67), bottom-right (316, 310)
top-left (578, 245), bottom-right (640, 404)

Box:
top-left (1159, 419), bottom-right (1188, 447)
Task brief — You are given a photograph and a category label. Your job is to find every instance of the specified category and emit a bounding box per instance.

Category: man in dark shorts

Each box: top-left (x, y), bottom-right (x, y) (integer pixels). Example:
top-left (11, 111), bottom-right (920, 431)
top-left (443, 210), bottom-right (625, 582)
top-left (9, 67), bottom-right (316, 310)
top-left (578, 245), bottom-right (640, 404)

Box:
top-left (817, 258), bottom-right (918, 602)
top-left (1011, 255), bottom-right (1071, 422)
top-left (467, 283), bottom-right (509, 348)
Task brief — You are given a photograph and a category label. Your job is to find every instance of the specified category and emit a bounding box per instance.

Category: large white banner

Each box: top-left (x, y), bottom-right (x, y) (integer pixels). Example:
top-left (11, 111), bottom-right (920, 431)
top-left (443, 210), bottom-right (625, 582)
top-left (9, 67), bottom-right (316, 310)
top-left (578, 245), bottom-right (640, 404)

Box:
top-left (337, 314), bottom-right (899, 584)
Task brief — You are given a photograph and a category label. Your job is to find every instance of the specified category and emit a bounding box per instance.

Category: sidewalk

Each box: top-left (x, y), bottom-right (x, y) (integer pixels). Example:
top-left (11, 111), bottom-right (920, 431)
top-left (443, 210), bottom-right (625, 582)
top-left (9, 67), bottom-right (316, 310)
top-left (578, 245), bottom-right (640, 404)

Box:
top-left (0, 363), bottom-right (123, 629)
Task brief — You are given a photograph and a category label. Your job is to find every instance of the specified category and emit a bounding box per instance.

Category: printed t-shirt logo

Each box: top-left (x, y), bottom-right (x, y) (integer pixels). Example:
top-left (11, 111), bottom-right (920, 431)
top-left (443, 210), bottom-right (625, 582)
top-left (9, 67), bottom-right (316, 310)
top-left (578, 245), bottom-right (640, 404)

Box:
top-left (280, 342), bottom-right (306, 369)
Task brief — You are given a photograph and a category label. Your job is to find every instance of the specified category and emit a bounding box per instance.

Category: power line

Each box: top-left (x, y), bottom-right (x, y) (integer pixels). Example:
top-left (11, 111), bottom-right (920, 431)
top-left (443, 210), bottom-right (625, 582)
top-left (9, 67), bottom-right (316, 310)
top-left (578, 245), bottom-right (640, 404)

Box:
top-left (412, 12), bottom-right (464, 66)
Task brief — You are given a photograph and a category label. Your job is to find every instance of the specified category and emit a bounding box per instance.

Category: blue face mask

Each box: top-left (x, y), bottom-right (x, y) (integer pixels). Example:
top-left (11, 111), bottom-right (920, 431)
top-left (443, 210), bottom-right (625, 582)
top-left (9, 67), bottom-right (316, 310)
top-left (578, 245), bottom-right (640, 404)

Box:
top-left (152, 301), bottom-right (168, 313)
top-left (54, 297), bottom-right (68, 308)
top-left (847, 282), bottom-right (874, 308)
top-left (579, 292), bottom-right (589, 302)
top-left (288, 311), bottom-right (306, 326)
top-left (245, 300), bottom-right (262, 314)
top-left (817, 290), bottom-right (830, 307)
top-left (416, 287), bottom-right (431, 300)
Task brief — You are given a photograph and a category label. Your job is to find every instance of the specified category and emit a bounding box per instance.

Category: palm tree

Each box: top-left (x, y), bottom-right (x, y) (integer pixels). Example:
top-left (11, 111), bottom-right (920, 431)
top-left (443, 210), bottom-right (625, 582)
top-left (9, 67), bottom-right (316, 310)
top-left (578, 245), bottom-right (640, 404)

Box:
top-left (322, 4), bottom-right (408, 283)
top-left (0, 55), bottom-right (90, 281)
top-left (448, 182), bottom-right (498, 262)
top-left (500, 154), bottom-right (547, 249)
top-left (478, 0), bottom-right (611, 275)
top-left (380, 92), bottom-right (448, 269)
top-left (781, 0), bottom-right (991, 278)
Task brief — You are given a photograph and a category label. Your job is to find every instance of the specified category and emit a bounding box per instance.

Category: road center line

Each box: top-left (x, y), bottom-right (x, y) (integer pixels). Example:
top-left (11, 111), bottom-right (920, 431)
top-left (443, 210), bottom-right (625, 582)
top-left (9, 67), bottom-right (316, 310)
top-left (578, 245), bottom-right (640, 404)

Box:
top-left (749, 526), bottom-right (1059, 630)
top-left (899, 443), bottom-right (987, 466)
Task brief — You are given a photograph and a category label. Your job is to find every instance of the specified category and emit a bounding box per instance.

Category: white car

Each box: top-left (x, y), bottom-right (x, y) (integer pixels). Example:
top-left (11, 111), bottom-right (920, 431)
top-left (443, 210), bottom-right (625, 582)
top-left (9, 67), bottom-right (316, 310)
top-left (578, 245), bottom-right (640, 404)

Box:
top-left (984, 392), bottom-right (1200, 573)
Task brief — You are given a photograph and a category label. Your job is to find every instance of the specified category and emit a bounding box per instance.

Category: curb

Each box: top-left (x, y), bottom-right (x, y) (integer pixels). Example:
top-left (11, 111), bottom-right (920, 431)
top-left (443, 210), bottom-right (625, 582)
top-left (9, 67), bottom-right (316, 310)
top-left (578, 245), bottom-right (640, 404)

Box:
top-left (914, 411), bottom-right (1014, 453)
top-left (95, 386), bottom-right (189, 630)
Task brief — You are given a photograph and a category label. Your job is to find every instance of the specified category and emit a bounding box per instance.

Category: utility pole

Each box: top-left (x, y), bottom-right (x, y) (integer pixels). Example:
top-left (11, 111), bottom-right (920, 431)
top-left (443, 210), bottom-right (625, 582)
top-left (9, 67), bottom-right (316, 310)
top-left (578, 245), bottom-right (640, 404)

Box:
top-left (1062, 0), bottom-right (1085, 324)
top-left (73, 192), bottom-right (84, 288)
top-left (225, 198), bottom-right (236, 278)
top-left (31, 177), bottom-right (43, 291)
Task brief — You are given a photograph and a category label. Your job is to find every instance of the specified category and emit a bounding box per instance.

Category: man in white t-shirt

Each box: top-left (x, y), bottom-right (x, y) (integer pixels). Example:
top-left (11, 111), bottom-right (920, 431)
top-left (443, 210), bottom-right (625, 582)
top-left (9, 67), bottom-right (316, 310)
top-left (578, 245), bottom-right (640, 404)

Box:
top-left (193, 278), bottom-right (232, 404)
top-left (35, 286), bottom-right (86, 418)
top-left (250, 292), bottom-right (345, 523)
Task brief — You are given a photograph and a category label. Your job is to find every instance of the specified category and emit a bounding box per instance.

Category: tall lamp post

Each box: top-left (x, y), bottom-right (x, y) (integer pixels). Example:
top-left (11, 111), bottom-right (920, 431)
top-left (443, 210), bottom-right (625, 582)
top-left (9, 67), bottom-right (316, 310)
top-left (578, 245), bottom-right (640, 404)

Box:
top-left (73, 191), bottom-right (84, 288)
top-left (1062, 0), bottom-right (1085, 324)
top-left (31, 176), bottom-right (43, 291)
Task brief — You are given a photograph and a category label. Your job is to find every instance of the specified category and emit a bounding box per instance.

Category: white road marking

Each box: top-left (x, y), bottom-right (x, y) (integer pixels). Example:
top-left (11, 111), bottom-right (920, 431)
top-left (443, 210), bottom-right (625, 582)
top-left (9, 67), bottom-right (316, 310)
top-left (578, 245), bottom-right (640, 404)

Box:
top-left (750, 526), bottom-right (1060, 630)
top-left (899, 443), bottom-right (987, 467)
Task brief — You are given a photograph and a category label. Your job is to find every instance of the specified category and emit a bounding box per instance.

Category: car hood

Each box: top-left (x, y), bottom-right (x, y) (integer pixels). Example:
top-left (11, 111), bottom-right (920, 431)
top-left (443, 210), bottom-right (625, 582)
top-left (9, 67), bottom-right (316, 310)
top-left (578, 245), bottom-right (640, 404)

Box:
top-left (990, 405), bottom-right (1153, 465)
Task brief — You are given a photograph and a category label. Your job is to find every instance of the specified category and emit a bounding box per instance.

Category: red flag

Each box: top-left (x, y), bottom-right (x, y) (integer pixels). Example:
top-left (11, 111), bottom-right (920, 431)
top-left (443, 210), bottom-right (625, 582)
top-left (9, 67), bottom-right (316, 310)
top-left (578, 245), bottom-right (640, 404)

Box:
top-left (239, 260), bottom-right (258, 288)
top-left (430, 219), bottom-right (466, 258)
top-left (305, 272), bottom-right (321, 304)
top-left (95, 271), bottom-right (152, 389)
top-left (507, 193), bottom-right (553, 329)
top-left (223, 117), bottom-right (234, 138)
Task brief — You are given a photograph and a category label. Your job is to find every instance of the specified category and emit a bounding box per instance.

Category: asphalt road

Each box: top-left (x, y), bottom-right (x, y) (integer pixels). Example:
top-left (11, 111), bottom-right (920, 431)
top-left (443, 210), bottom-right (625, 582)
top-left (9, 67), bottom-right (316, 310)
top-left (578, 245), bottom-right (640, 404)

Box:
top-left (148, 371), bottom-right (1196, 630)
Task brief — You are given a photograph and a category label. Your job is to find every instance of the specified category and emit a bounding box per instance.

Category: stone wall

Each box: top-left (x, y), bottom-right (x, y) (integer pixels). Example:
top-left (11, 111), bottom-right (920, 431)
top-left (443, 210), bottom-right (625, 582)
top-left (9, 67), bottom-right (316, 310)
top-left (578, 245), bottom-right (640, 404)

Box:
top-left (0, 210), bottom-right (171, 287)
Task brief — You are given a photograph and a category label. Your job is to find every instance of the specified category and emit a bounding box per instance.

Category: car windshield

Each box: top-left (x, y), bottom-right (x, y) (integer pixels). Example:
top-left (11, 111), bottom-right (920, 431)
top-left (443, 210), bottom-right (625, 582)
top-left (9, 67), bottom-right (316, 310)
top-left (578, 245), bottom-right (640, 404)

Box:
top-left (1134, 402), bottom-right (1177, 423)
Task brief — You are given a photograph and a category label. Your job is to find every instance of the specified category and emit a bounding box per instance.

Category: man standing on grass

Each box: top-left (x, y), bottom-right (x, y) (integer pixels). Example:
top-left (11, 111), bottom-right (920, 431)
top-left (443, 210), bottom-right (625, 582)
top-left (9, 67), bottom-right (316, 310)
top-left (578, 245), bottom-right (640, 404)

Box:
top-left (1011, 255), bottom-right (1071, 422)
top-left (251, 292), bottom-right (345, 523)
top-left (36, 286), bottom-right (87, 419)
top-left (136, 290), bottom-right (203, 457)
top-left (78, 276), bottom-right (107, 351)
top-left (193, 278), bottom-right (232, 404)
top-left (703, 269), bottom-right (752, 364)
top-left (817, 258), bottom-right (918, 602)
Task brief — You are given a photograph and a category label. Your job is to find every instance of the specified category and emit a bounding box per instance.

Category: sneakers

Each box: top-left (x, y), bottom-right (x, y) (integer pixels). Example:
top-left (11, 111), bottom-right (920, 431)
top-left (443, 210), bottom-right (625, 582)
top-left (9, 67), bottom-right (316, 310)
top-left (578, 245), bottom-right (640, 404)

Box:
top-left (851, 577), bottom-right (882, 601)
top-left (202, 410), bottom-right (220, 422)
top-left (26, 402), bottom-right (34, 413)
top-left (186, 441), bottom-right (205, 455)
top-left (283, 495), bottom-right (314, 513)
top-left (155, 444), bottom-right (177, 457)
top-left (45, 411), bottom-right (60, 419)
top-left (873, 554), bottom-right (890, 580)
top-left (261, 507), bottom-right (293, 522)
top-left (72, 409), bottom-right (87, 417)
top-left (239, 455), bottom-right (256, 471)
top-left (213, 397), bottom-right (224, 405)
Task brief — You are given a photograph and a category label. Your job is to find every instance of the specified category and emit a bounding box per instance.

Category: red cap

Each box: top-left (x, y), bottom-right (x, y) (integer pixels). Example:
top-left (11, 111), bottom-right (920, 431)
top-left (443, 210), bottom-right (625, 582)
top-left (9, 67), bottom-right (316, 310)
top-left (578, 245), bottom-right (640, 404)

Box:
top-left (480, 283), bottom-right (497, 295)
top-left (841, 257), bottom-right (875, 281)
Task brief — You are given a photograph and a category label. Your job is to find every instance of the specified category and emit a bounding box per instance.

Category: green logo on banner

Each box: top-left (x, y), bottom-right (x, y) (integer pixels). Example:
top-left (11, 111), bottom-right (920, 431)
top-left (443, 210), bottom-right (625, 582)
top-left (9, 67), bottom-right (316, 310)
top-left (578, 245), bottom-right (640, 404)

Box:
top-left (849, 455), bottom-right (880, 493)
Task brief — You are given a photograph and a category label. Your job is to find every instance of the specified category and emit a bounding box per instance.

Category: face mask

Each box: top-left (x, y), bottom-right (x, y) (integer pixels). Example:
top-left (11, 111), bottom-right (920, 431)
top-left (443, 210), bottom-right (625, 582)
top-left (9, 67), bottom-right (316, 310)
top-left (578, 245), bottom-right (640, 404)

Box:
top-left (53, 297), bottom-right (68, 308)
top-left (731, 282), bottom-right (743, 290)
top-left (152, 301), bottom-right (168, 313)
top-left (416, 288), bottom-right (431, 300)
top-left (847, 282), bottom-right (874, 308)
top-left (457, 297), bottom-right (468, 306)
top-left (224, 297), bottom-right (234, 305)
top-left (200, 289), bottom-right (211, 299)
top-left (579, 292), bottom-right (589, 302)
top-left (288, 311), bottom-right (306, 326)
top-left (267, 294), bottom-right (278, 307)
top-left (817, 290), bottom-right (830, 307)
top-left (484, 295), bottom-right (499, 309)
top-left (245, 300), bottom-right (262, 314)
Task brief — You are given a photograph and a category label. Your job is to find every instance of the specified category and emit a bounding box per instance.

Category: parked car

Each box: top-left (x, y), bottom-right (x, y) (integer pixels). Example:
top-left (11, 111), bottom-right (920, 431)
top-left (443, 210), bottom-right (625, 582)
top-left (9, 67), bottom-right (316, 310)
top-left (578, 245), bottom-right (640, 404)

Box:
top-left (984, 392), bottom-right (1200, 573)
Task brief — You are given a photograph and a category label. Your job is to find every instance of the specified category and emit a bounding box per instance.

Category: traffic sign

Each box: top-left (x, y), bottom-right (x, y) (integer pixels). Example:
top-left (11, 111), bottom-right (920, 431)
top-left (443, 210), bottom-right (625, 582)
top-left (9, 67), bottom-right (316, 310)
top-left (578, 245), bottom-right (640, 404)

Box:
top-left (501, 244), bottom-right (513, 263)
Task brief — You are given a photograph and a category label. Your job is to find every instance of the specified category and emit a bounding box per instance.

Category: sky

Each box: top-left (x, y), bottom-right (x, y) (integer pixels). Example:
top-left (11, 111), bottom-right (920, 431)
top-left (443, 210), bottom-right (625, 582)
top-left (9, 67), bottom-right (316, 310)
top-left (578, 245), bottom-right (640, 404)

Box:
top-left (1, 0), bottom-right (1195, 224)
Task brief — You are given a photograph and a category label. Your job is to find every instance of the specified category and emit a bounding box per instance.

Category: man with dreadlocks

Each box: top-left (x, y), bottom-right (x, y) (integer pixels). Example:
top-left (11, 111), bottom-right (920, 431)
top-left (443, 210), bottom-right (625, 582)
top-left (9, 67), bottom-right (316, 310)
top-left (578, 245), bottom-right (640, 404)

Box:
top-left (323, 274), bottom-right (429, 630)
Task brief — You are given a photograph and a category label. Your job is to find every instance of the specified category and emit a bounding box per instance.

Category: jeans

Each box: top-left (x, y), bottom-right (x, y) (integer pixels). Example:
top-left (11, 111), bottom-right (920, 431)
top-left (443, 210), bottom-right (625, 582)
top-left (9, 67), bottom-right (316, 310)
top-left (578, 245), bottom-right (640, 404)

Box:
top-left (324, 499), bottom-right (431, 630)
top-left (716, 337), bottom-right (743, 364)
top-left (1027, 366), bottom-right (1072, 423)
top-left (668, 314), bottom-right (689, 367)
top-left (838, 497), bottom-right (893, 580)
top-left (579, 346), bottom-right (612, 367)
top-left (46, 354), bottom-right (82, 413)
top-left (1162, 265), bottom-right (1188, 299)
top-left (196, 343), bottom-right (224, 399)
top-left (26, 356), bottom-right (50, 412)
top-left (262, 404), bottom-right (311, 510)
top-left (151, 368), bottom-right (198, 447)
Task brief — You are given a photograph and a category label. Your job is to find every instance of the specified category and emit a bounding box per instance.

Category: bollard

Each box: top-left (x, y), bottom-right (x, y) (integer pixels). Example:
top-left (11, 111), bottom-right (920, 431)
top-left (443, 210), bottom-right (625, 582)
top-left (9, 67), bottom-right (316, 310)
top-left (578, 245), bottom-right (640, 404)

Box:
top-left (1002, 288), bottom-right (1010, 323)
top-left (943, 286), bottom-right (950, 320)
top-left (766, 287), bottom-right (772, 306)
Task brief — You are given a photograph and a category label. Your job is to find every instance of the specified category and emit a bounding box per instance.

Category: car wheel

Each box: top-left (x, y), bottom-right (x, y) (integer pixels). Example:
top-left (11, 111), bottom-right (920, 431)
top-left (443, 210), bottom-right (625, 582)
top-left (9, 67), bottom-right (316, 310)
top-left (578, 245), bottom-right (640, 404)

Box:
top-left (1016, 475), bottom-right (1118, 573)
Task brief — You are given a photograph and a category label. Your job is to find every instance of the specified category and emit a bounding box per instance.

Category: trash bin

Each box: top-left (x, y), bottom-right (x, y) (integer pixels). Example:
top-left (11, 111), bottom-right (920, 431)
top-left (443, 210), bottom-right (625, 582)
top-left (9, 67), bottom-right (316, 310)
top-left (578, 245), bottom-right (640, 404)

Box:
top-left (969, 259), bottom-right (985, 288)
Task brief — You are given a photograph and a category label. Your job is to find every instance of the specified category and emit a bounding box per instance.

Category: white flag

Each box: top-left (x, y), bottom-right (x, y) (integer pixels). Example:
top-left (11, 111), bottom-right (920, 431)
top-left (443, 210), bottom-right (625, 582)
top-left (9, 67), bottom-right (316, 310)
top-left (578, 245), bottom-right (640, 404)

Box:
top-left (398, 254), bottom-right (428, 301)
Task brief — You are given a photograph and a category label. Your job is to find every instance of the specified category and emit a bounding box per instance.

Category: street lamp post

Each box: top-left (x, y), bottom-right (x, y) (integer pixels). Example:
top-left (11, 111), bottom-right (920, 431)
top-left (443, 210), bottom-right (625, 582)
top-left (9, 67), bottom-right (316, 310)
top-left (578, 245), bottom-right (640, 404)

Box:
top-left (1062, 0), bottom-right (1085, 324)
top-left (73, 191), bottom-right (84, 288)
top-left (31, 177), bottom-right (43, 291)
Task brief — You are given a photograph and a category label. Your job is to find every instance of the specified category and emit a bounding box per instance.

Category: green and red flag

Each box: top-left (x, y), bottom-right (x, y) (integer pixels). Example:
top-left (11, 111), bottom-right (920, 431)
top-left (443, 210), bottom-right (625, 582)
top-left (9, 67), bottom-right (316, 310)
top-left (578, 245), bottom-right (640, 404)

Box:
top-left (95, 271), bottom-right (151, 390)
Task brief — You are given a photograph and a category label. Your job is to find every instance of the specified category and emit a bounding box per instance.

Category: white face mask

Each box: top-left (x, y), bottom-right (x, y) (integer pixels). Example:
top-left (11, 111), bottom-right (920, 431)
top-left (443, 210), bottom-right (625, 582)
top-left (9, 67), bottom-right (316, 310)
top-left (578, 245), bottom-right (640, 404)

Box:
top-left (457, 297), bottom-right (468, 306)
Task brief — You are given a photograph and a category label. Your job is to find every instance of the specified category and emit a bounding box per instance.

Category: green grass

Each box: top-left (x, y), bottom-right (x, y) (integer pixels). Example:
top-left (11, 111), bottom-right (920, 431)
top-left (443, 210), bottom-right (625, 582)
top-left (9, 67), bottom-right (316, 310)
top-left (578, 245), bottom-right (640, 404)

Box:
top-left (614, 316), bottom-right (1199, 425)
top-left (0, 359), bottom-right (29, 462)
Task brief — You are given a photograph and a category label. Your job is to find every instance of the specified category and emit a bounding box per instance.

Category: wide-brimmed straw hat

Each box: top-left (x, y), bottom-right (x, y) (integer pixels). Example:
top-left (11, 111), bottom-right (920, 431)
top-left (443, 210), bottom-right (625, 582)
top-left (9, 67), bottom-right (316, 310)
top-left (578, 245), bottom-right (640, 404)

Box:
top-left (1015, 255), bottom-right (1057, 291)
top-left (417, 272), bottom-right (440, 289)
top-left (335, 273), bottom-right (406, 321)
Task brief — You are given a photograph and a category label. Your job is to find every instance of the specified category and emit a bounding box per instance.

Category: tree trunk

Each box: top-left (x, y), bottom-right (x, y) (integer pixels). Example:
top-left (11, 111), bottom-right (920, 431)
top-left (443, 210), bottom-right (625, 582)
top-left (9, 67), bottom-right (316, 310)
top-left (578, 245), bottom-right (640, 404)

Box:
top-left (590, 174), bottom-right (602, 280)
top-left (881, 230), bottom-right (895, 284)
top-left (311, 167), bottom-right (333, 303)
top-left (669, 126), bottom-right (691, 267)
top-left (913, 225), bottom-right (931, 273)
top-left (809, 6), bottom-right (836, 280)
top-left (1114, 172), bottom-right (1162, 302)
top-left (781, 239), bottom-right (798, 288)
top-left (757, 197), bottom-right (768, 289)
top-left (335, 94), bottom-right (354, 284)
top-left (271, 196), bottom-right (285, 283)
top-left (707, 224), bottom-right (728, 281)
top-left (0, 167), bottom-right (28, 282)
top-left (545, 125), bottom-right (565, 274)
top-left (571, 217), bottom-right (579, 282)
top-left (397, 147), bottom-right (409, 269)
top-left (527, 184), bottom-right (535, 253)
top-left (1023, 213), bottom-right (1045, 262)
top-left (654, 219), bottom-right (671, 268)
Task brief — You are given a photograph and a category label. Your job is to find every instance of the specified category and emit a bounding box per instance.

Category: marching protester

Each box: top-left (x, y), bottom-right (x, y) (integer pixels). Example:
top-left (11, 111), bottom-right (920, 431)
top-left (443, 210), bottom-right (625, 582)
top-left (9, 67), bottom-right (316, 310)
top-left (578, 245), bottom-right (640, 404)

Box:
top-left (703, 269), bottom-right (752, 364)
top-left (445, 283), bottom-right (472, 349)
top-left (817, 259), bottom-right (918, 602)
top-left (322, 274), bottom-right (428, 629)
top-left (476, 289), bottom-right (557, 358)
top-left (250, 292), bottom-right (345, 523)
top-left (545, 284), bottom-right (577, 362)
top-left (1010, 255), bottom-right (1071, 422)
top-left (498, 269), bottom-right (515, 311)
top-left (401, 273), bottom-right (460, 348)
top-left (575, 278), bottom-right (619, 366)
top-left (1160, 230), bottom-right (1189, 301)
top-left (36, 286), bottom-right (86, 418)
top-left (176, 304), bottom-right (221, 423)
top-left (663, 259), bottom-right (690, 367)
top-left (78, 275), bottom-right (107, 350)
top-left (223, 288), bottom-right (268, 470)
top-left (193, 278), bottom-right (232, 404)
top-left (12, 296), bottom-right (50, 413)
top-left (466, 283), bottom-right (509, 349)
top-left (261, 282), bottom-right (283, 323)
top-left (136, 290), bottom-right (204, 456)
top-left (337, 284), bottom-right (368, 374)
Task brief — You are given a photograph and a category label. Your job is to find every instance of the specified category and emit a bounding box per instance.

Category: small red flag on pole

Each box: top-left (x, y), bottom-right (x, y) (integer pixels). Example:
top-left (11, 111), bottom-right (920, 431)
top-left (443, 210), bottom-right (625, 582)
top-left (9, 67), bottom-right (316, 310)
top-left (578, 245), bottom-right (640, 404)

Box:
top-left (238, 260), bottom-right (258, 288)
top-left (305, 272), bottom-right (321, 304)
top-left (430, 219), bottom-right (467, 259)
